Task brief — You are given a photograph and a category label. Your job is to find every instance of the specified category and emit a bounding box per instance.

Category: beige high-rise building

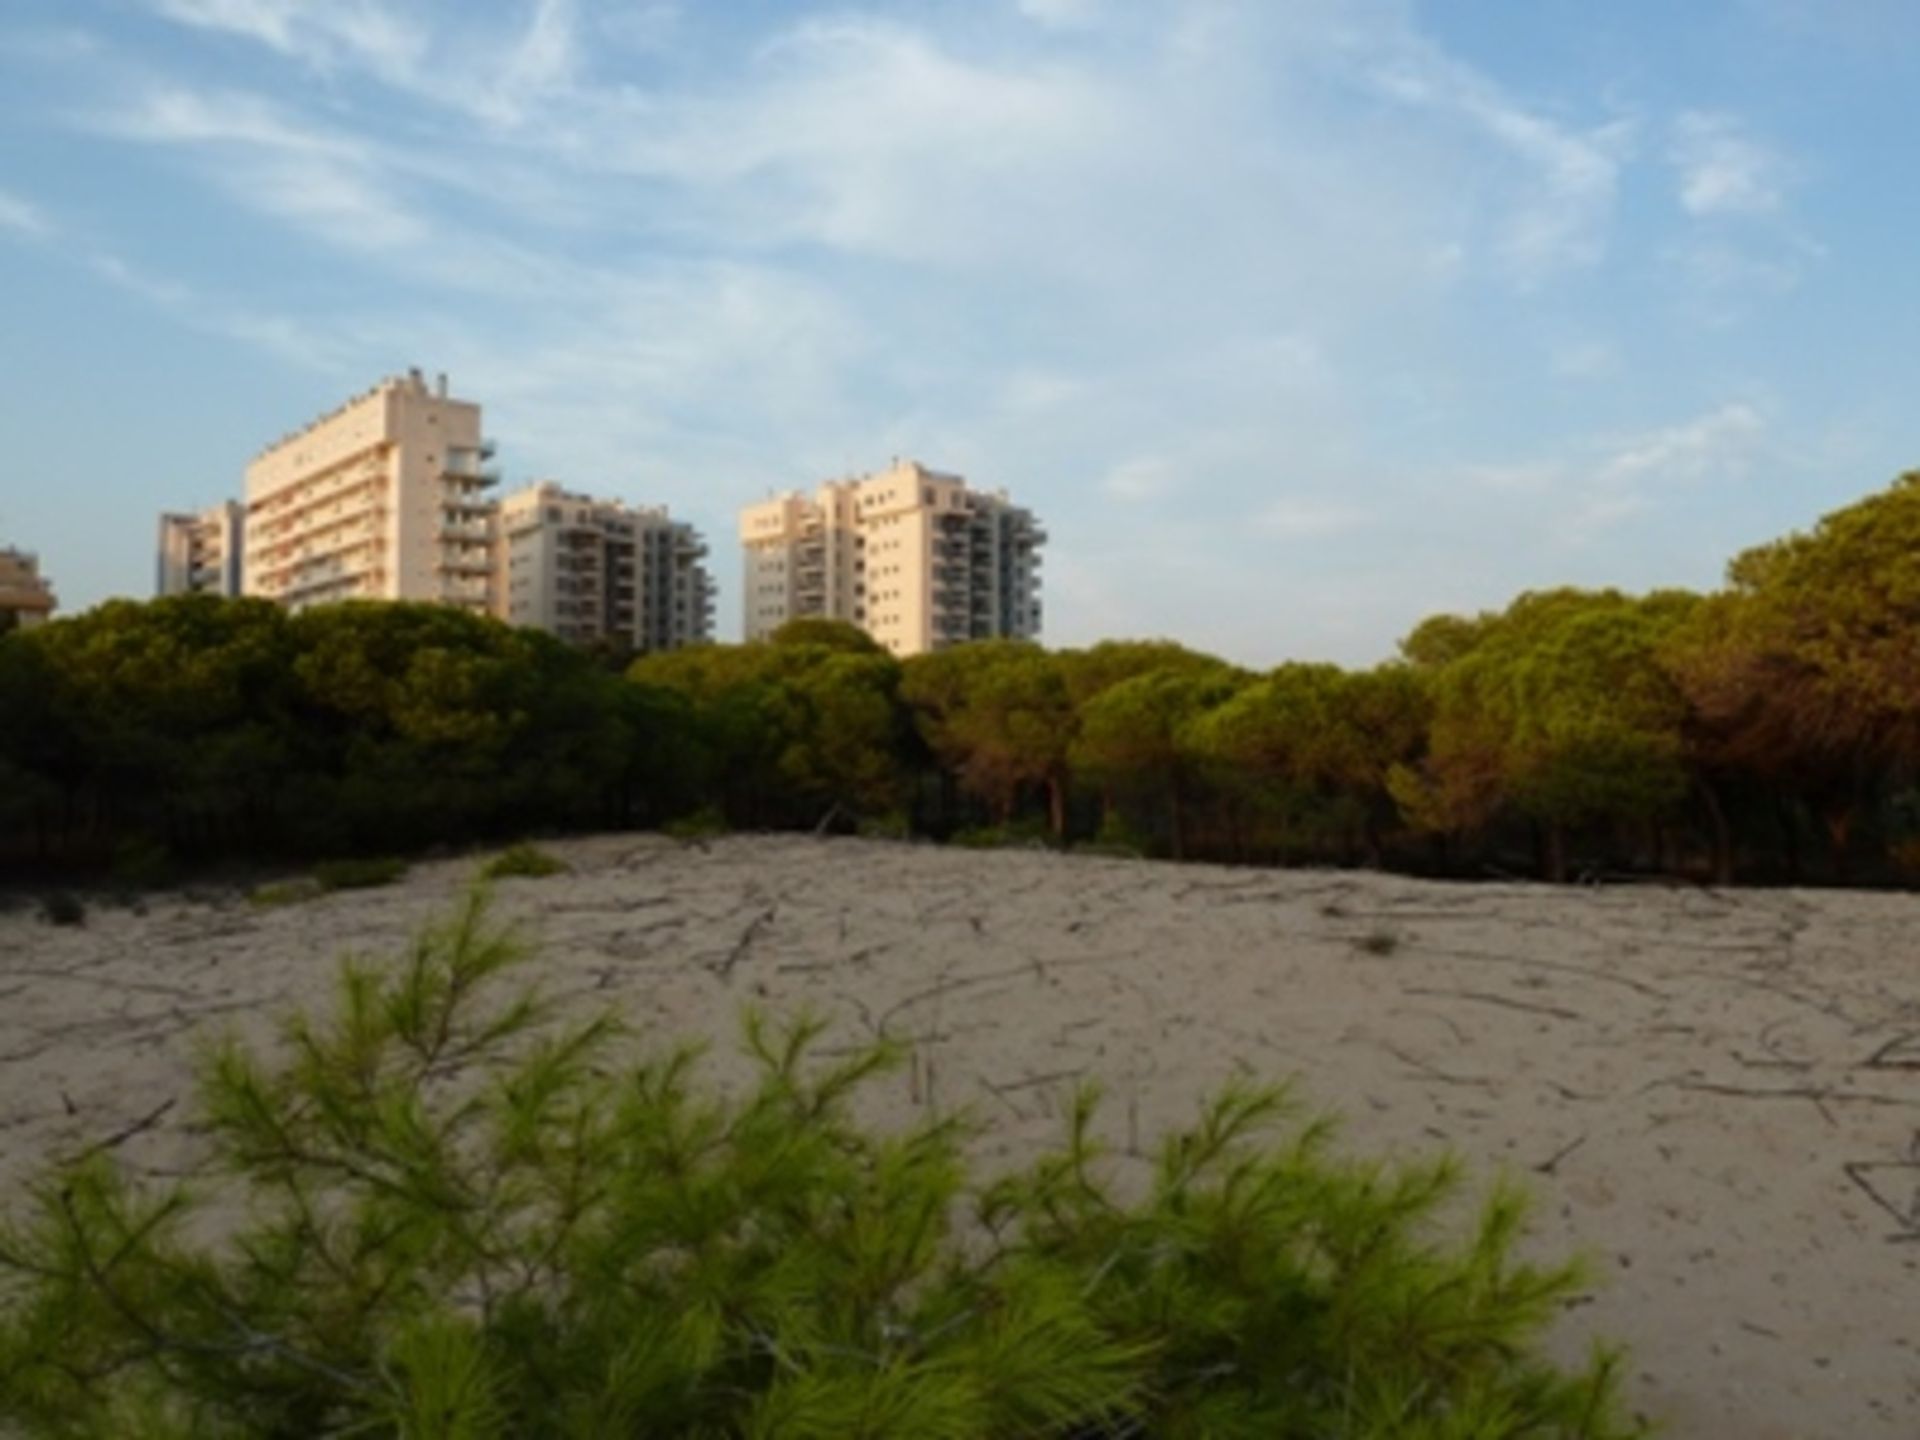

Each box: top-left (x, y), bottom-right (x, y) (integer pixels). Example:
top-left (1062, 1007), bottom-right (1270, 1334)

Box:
top-left (156, 501), bottom-right (244, 597)
top-left (740, 459), bottom-right (1044, 656)
top-left (0, 548), bottom-right (56, 631)
top-left (244, 370), bottom-right (496, 614)
top-left (495, 482), bottom-right (714, 651)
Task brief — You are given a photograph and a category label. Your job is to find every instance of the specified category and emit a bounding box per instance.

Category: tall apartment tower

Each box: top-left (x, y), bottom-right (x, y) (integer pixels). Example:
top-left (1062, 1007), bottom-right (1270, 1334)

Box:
top-left (740, 459), bottom-right (1044, 656)
top-left (0, 549), bottom-right (55, 631)
top-left (496, 482), bottom-right (714, 651)
top-left (156, 501), bottom-right (245, 597)
top-left (244, 370), bottom-right (496, 614)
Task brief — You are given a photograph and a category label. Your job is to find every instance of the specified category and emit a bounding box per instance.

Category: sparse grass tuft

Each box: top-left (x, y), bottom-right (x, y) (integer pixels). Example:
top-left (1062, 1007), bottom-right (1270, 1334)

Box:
top-left (481, 843), bottom-right (568, 880)
top-left (1354, 927), bottom-right (1400, 956)
top-left (662, 806), bottom-right (728, 842)
top-left (248, 878), bottom-right (324, 908)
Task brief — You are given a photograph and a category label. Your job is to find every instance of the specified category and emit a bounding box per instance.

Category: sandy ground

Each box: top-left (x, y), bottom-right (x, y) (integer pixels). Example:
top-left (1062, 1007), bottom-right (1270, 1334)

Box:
top-left (2, 834), bottom-right (1918, 1435)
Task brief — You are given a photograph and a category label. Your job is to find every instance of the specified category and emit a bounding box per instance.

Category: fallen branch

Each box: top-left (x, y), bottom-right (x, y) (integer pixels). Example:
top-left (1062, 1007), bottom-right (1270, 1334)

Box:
top-left (1401, 986), bottom-right (1584, 1023)
top-left (1531, 1133), bottom-right (1588, 1176)
top-left (710, 907), bottom-right (775, 982)
top-left (61, 1097), bottom-right (177, 1168)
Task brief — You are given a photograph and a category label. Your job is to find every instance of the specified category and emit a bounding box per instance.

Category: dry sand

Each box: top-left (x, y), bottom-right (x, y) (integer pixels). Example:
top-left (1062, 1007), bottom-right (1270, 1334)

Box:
top-left (3, 834), bottom-right (1918, 1435)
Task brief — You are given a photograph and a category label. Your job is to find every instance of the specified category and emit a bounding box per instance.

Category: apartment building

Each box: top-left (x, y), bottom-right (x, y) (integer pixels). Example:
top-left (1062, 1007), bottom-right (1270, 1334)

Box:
top-left (496, 482), bottom-right (714, 652)
top-left (243, 370), bottom-right (496, 615)
top-left (0, 549), bottom-right (56, 631)
top-left (156, 501), bottom-right (244, 597)
top-left (740, 459), bottom-right (1044, 656)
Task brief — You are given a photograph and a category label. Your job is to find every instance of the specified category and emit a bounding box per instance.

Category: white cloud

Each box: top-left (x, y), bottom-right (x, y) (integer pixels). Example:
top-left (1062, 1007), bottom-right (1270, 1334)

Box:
top-left (105, 88), bottom-right (428, 252)
top-left (1102, 456), bottom-right (1178, 501)
top-left (0, 187), bottom-right (53, 239)
top-left (1550, 339), bottom-right (1619, 380)
top-left (1360, 33), bottom-right (1632, 283)
top-left (149, 0), bottom-right (426, 80)
top-left (1255, 498), bottom-right (1370, 539)
top-left (1597, 403), bottom-right (1765, 487)
top-left (1670, 111), bottom-right (1790, 217)
top-left (1017, 0), bottom-right (1103, 29)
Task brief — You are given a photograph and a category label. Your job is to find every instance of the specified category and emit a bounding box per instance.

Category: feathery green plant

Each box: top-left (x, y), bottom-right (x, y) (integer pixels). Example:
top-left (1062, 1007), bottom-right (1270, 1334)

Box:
top-left (0, 891), bottom-right (1643, 1438)
top-left (480, 843), bottom-right (569, 880)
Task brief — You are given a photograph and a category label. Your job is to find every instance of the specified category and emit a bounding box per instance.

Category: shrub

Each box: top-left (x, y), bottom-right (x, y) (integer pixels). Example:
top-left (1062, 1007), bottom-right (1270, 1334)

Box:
top-left (248, 877), bottom-right (325, 908)
top-left (481, 842), bottom-right (569, 880)
top-left (855, 810), bottom-right (911, 841)
top-left (37, 892), bottom-right (84, 927)
top-left (313, 856), bottom-right (409, 891)
top-left (109, 837), bottom-right (175, 891)
top-left (662, 805), bottom-right (728, 841)
top-left (0, 893), bottom-right (1640, 1438)
top-left (950, 819), bottom-right (1053, 850)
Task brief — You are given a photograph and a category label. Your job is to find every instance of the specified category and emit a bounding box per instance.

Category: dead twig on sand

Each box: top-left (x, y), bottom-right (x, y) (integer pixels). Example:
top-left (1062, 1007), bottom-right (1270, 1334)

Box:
top-left (710, 907), bottom-right (775, 982)
top-left (61, 1097), bottom-right (176, 1167)
top-left (1532, 1133), bottom-right (1588, 1176)
top-left (1401, 986), bottom-right (1585, 1024)
top-left (1842, 1162), bottom-right (1920, 1235)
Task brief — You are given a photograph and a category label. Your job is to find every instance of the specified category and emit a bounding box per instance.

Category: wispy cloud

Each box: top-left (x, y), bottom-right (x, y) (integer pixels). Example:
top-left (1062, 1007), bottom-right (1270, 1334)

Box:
top-left (103, 87), bottom-right (429, 252)
top-left (1359, 31), bottom-right (1633, 283)
top-left (1670, 111), bottom-right (1791, 217)
top-left (1597, 403), bottom-right (1765, 487)
top-left (150, 0), bottom-right (426, 81)
top-left (0, 185), bottom-right (54, 239)
top-left (1255, 498), bottom-right (1371, 540)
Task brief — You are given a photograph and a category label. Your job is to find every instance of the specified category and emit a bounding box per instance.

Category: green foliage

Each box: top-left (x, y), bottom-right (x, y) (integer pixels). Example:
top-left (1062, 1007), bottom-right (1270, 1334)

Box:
top-left (0, 895), bottom-right (1641, 1439)
top-left (902, 642), bottom-right (1076, 837)
top-left (1391, 590), bottom-right (1694, 877)
top-left (110, 837), bottom-right (177, 891)
top-left (662, 805), bottom-right (730, 840)
top-left (248, 878), bottom-right (325, 908)
top-left (949, 819), bottom-right (1052, 849)
top-left (11, 465), bottom-right (1920, 888)
top-left (313, 856), bottom-right (409, 891)
top-left (767, 617), bottom-right (887, 655)
top-left (480, 843), bottom-right (569, 880)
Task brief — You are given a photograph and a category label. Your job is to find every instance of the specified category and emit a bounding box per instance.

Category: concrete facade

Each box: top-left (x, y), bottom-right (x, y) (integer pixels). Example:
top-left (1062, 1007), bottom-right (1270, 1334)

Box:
top-left (156, 501), bottom-right (245, 597)
top-left (496, 482), bottom-right (713, 652)
top-left (243, 370), bottom-right (496, 615)
top-left (740, 460), bottom-right (1044, 656)
top-left (0, 549), bottom-right (55, 630)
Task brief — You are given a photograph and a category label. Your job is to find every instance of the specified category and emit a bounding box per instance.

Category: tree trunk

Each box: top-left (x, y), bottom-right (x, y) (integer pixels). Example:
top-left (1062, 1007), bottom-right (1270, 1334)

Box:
top-left (1046, 775), bottom-right (1066, 843)
top-left (1824, 801), bottom-right (1854, 883)
top-left (1544, 822), bottom-right (1568, 884)
top-left (1776, 794), bottom-right (1802, 882)
top-left (1699, 780), bottom-right (1734, 886)
top-left (1168, 779), bottom-right (1186, 860)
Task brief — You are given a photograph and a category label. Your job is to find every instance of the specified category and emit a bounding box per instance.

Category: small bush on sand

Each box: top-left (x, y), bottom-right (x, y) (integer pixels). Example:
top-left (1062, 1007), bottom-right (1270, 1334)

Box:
top-left (37, 892), bottom-right (84, 927)
top-left (0, 893), bottom-right (1640, 1439)
top-left (1355, 926), bottom-right (1401, 956)
top-left (855, 810), bottom-right (912, 841)
top-left (109, 838), bottom-right (175, 891)
top-left (313, 856), bottom-right (409, 891)
top-left (481, 843), bottom-right (569, 880)
top-left (248, 877), bottom-right (325, 908)
top-left (951, 819), bottom-right (1053, 850)
top-left (662, 805), bottom-right (728, 841)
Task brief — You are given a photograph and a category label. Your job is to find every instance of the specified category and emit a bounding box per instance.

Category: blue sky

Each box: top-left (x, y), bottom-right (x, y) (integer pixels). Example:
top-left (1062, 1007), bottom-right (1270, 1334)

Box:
top-left (2, 0), bottom-right (1916, 664)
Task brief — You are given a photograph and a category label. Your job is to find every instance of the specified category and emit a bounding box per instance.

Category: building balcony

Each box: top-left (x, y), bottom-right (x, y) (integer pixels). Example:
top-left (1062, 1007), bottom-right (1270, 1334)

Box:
top-left (443, 447), bottom-right (500, 483)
